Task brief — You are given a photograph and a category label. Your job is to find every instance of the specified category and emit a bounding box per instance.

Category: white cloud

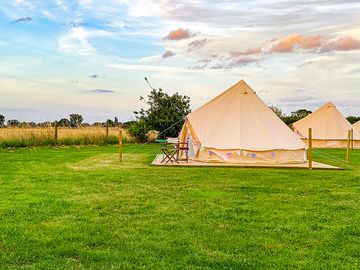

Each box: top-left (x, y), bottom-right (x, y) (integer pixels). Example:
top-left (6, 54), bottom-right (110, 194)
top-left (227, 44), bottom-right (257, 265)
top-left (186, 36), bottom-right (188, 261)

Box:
top-left (138, 55), bottom-right (162, 62)
top-left (78, 0), bottom-right (93, 7)
top-left (58, 27), bottom-right (113, 56)
top-left (13, 0), bottom-right (25, 6)
top-left (54, 0), bottom-right (67, 11)
top-left (108, 63), bottom-right (190, 73)
top-left (127, 0), bottom-right (167, 17)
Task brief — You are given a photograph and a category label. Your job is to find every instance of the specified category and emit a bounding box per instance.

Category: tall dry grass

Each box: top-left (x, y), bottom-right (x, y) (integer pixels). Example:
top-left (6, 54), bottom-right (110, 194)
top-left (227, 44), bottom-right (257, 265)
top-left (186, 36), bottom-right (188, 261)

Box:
top-left (0, 127), bottom-right (134, 148)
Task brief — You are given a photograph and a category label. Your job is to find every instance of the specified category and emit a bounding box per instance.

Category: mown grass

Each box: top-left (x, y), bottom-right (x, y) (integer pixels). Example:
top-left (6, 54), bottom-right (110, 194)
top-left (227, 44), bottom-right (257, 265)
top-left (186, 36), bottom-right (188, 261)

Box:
top-left (0, 145), bottom-right (360, 269)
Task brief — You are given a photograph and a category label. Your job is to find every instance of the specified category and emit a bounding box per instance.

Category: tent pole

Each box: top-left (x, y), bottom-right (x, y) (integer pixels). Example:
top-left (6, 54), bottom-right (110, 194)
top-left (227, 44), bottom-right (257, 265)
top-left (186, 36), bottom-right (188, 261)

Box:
top-left (308, 128), bottom-right (312, 170)
top-left (346, 130), bottom-right (351, 164)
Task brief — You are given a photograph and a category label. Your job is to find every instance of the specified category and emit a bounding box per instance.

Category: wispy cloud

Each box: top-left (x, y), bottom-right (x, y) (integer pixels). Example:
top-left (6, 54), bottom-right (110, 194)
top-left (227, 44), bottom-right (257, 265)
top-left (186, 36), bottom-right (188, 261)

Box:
top-left (58, 27), bottom-right (113, 56)
top-left (324, 36), bottom-right (360, 51)
top-left (278, 91), bottom-right (318, 103)
top-left (10, 17), bottom-right (32, 23)
top-left (188, 38), bottom-right (208, 52)
top-left (162, 50), bottom-right (175, 58)
top-left (234, 34), bottom-right (360, 56)
top-left (189, 56), bottom-right (258, 70)
top-left (54, 0), bottom-right (68, 11)
top-left (108, 63), bottom-right (190, 73)
top-left (230, 47), bottom-right (262, 56)
top-left (270, 35), bottom-right (322, 53)
top-left (211, 57), bottom-right (258, 70)
top-left (164, 28), bottom-right (194, 40)
top-left (69, 21), bottom-right (84, 28)
top-left (184, 33), bottom-right (360, 70)
top-left (91, 89), bottom-right (117, 94)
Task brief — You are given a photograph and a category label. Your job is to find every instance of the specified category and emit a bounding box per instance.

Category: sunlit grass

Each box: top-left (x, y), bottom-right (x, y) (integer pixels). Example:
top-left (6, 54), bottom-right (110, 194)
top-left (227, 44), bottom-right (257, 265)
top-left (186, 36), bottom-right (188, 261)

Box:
top-left (0, 145), bottom-right (359, 269)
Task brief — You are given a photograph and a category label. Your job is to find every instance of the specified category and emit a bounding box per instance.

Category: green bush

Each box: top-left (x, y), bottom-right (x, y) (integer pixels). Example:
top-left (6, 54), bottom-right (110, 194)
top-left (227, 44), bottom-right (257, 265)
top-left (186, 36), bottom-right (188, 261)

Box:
top-left (127, 120), bottom-right (148, 143)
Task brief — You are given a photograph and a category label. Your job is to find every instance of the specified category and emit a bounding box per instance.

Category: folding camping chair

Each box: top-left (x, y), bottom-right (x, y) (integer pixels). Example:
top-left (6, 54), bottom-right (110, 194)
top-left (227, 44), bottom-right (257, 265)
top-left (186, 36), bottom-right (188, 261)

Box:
top-left (160, 138), bottom-right (179, 164)
top-left (158, 137), bottom-right (189, 164)
top-left (176, 141), bottom-right (189, 162)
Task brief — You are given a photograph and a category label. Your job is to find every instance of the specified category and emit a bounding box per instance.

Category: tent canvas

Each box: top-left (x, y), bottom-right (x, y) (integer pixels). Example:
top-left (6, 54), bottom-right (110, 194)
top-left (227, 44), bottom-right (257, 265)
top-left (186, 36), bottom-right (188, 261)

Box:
top-left (293, 102), bottom-right (360, 148)
top-left (179, 80), bottom-right (306, 164)
top-left (354, 121), bottom-right (360, 134)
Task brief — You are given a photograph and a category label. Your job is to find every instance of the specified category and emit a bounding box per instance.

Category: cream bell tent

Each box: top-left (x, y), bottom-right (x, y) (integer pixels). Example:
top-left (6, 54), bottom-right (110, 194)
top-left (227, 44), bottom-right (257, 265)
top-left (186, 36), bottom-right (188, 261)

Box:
top-left (293, 102), bottom-right (360, 148)
top-left (354, 121), bottom-right (360, 134)
top-left (179, 80), bottom-right (306, 164)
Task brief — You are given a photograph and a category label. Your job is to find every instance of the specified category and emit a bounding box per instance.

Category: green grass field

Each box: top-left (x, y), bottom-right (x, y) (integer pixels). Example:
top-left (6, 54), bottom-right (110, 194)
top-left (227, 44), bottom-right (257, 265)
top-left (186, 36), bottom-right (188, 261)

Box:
top-left (1, 144), bottom-right (360, 269)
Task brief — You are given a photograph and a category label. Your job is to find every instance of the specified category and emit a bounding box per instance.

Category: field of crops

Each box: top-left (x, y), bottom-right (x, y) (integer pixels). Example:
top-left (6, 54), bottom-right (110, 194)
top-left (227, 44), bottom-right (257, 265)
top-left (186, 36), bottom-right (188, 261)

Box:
top-left (0, 127), bottom-right (133, 148)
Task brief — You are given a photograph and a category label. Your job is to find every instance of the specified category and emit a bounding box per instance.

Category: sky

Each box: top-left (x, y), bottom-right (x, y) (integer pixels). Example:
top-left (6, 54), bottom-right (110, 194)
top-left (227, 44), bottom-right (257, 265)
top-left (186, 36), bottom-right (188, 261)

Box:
top-left (0, 0), bottom-right (360, 123)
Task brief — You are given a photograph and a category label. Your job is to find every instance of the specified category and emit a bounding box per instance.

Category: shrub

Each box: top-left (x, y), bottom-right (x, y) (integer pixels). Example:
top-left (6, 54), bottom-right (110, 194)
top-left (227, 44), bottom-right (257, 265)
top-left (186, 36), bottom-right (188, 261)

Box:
top-left (127, 120), bottom-right (148, 143)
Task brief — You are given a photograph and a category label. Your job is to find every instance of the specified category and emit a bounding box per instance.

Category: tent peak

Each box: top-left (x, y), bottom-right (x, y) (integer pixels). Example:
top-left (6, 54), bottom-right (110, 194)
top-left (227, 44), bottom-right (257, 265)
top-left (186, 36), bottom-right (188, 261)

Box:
top-left (323, 101), bottom-right (336, 108)
top-left (230, 79), bottom-right (256, 94)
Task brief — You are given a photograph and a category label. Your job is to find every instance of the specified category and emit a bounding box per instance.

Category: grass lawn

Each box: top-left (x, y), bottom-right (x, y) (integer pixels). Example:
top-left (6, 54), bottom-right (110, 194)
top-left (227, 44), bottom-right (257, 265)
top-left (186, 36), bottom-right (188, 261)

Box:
top-left (0, 144), bottom-right (360, 269)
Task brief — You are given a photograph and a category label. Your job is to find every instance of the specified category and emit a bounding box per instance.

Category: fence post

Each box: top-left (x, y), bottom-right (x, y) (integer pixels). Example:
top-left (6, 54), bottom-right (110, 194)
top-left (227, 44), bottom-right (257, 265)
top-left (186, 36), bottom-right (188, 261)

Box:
top-left (54, 121), bottom-right (58, 144)
top-left (119, 129), bottom-right (123, 161)
top-left (106, 122), bottom-right (109, 138)
top-left (346, 130), bottom-right (351, 164)
top-left (351, 129), bottom-right (354, 150)
top-left (308, 128), bottom-right (312, 170)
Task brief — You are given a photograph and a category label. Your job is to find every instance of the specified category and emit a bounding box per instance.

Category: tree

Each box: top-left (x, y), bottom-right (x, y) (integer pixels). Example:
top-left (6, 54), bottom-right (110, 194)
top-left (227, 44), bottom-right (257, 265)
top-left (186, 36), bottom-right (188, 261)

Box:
top-left (69, 114), bottom-right (83, 128)
top-left (92, 122), bottom-right (103, 127)
top-left (0, 114), bottom-right (4, 127)
top-left (127, 119), bottom-right (148, 142)
top-left (114, 117), bottom-right (119, 126)
top-left (282, 109), bottom-right (312, 126)
top-left (291, 109), bottom-right (312, 119)
top-left (58, 118), bottom-right (71, 127)
top-left (121, 120), bottom-right (135, 129)
top-left (269, 106), bottom-right (285, 120)
top-left (106, 119), bottom-right (114, 127)
top-left (347, 116), bottom-right (360, 124)
top-left (38, 121), bottom-right (52, 127)
top-left (27, 122), bottom-right (36, 127)
top-left (134, 88), bottom-right (191, 138)
top-left (7, 119), bottom-right (20, 127)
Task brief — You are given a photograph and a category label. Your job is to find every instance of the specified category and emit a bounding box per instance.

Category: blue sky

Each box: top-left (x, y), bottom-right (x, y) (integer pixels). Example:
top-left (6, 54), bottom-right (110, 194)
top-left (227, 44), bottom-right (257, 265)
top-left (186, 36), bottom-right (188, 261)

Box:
top-left (1, 0), bottom-right (360, 123)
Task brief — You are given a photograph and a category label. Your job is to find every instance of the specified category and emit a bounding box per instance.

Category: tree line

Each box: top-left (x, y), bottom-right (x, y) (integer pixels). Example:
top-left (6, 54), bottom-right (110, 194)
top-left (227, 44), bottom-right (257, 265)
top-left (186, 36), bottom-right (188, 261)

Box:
top-left (0, 114), bottom-right (134, 128)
